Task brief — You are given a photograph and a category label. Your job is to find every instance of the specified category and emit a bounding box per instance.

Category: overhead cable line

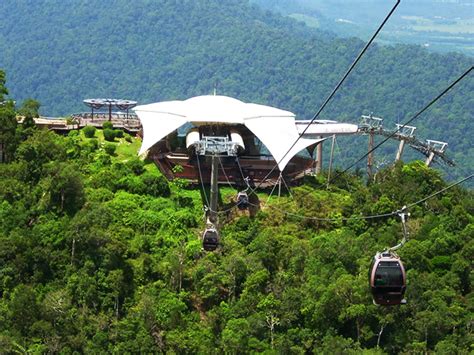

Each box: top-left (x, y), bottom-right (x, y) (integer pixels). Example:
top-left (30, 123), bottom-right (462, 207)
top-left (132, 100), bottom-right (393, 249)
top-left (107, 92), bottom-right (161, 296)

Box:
top-left (235, 157), bottom-right (251, 191)
top-left (196, 153), bottom-right (210, 209)
top-left (262, 204), bottom-right (396, 222)
top-left (249, 0), bottom-right (401, 192)
top-left (218, 155), bottom-right (234, 189)
top-left (335, 66), bottom-right (473, 178)
top-left (405, 173), bottom-right (473, 209)
top-left (208, 156), bottom-right (250, 215)
top-left (197, 1), bottom-right (400, 216)
top-left (261, 173), bottom-right (473, 222)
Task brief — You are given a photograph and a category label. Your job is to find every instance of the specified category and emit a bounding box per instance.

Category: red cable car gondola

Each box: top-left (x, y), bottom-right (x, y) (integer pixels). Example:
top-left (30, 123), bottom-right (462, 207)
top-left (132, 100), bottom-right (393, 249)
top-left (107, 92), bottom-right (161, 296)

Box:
top-left (369, 251), bottom-right (406, 305)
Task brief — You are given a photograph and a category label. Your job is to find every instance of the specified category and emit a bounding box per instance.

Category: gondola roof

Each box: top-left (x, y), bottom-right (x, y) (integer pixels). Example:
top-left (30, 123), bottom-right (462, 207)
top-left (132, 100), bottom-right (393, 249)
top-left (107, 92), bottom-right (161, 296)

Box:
top-left (134, 95), bottom-right (323, 171)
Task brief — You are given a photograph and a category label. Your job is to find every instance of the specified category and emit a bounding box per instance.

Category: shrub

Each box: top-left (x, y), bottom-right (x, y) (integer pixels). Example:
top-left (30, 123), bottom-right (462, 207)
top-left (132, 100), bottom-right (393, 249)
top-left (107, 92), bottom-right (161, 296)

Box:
top-left (114, 129), bottom-right (124, 138)
top-left (116, 175), bottom-right (146, 194)
top-left (126, 158), bottom-right (145, 175)
top-left (83, 125), bottom-right (96, 138)
top-left (85, 187), bottom-right (114, 203)
top-left (102, 121), bottom-right (113, 130)
top-left (104, 143), bottom-right (116, 155)
top-left (81, 139), bottom-right (99, 154)
top-left (94, 151), bottom-right (112, 166)
top-left (67, 130), bottom-right (79, 137)
top-left (112, 162), bottom-right (129, 175)
top-left (141, 173), bottom-right (170, 197)
top-left (88, 169), bottom-right (119, 190)
top-left (103, 128), bottom-right (116, 142)
top-left (125, 134), bottom-right (133, 143)
top-left (89, 139), bottom-right (99, 150)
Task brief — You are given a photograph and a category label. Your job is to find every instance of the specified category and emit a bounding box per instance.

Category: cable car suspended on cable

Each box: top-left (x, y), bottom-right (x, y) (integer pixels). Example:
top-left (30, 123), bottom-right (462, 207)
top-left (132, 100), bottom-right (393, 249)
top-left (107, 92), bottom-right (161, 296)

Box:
top-left (202, 226), bottom-right (219, 251)
top-left (369, 206), bottom-right (409, 306)
top-left (236, 191), bottom-right (249, 210)
top-left (369, 251), bottom-right (406, 305)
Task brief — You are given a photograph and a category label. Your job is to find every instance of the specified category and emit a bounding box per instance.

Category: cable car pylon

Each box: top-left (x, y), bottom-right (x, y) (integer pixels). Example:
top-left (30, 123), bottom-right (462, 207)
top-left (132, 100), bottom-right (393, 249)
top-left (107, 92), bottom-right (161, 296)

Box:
top-left (194, 133), bottom-right (244, 251)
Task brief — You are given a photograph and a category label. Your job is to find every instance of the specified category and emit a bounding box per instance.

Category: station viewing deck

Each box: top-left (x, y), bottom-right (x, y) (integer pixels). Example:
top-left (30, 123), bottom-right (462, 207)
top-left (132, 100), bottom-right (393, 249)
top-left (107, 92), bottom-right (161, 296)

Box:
top-left (30, 112), bottom-right (141, 134)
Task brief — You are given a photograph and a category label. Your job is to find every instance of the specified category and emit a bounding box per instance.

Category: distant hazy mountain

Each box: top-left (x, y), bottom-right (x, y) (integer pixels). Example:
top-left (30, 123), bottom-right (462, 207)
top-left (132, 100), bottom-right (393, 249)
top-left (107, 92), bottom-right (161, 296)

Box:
top-left (252, 0), bottom-right (474, 56)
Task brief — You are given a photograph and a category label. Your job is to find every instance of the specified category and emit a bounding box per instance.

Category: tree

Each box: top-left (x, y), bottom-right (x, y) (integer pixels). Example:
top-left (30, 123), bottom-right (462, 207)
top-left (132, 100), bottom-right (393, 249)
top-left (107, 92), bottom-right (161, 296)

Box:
top-left (18, 98), bottom-right (41, 118)
top-left (15, 129), bottom-right (66, 182)
top-left (0, 70), bottom-right (8, 102)
top-left (222, 318), bottom-right (251, 354)
top-left (0, 71), bottom-right (17, 162)
top-left (40, 162), bottom-right (85, 215)
top-left (257, 294), bottom-right (281, 349)
top-left (106, 269), bottom-right (125, 318)
top-left (8, 285), bottom-right (40, 335)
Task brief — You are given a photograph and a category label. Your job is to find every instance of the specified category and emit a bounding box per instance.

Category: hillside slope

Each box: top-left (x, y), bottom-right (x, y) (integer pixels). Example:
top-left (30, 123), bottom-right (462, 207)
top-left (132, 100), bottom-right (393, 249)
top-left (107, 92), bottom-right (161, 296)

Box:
top-left (0, 120), bottom-right (472, 352)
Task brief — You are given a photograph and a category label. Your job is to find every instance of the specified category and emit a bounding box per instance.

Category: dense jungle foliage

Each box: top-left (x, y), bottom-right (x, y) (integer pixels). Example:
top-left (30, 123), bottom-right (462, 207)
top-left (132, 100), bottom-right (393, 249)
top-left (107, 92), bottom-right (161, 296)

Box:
top-left (0, 72), bottom-right (473, 353)
top-left (0, 0), bottom-right (473, 179)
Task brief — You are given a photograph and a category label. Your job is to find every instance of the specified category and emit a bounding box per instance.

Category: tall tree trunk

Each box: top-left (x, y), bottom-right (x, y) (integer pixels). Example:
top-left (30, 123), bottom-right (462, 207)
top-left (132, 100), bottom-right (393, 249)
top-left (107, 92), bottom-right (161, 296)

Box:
top-left (115, 295), bottom-right (119, 319)
top-left (266, 314), bottom-right (279, 350)
top-left (377, 323), bottom-right (385, 348)
top-left (71, 237), bottom-right (76, 265)
top-left (61, 189), bottom-right (65, 212)
top-left (356, 319), bottom-right (360, 343)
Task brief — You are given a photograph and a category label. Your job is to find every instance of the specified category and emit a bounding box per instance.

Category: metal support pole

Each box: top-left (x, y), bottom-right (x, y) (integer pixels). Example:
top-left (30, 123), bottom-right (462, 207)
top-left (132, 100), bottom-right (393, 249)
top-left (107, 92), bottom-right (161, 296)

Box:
top-left (395, 139), bottom-right (406, 162)
top-left (278, 173), bottom-right (282, 197)
top-left (327, 135), bottom-right (336, 188)
top-left (108, 104), bottom-right (112, 122)
top-left (389, 206), bottom-right (409, 253)
top-left (367, 130), bottom-right (374, 180)
top-left (209, 155), bottom-right (219, 223)
top-left (316, 138), bottom-right (323, 174)
top-left (425, 151), bottom-right (435, 167)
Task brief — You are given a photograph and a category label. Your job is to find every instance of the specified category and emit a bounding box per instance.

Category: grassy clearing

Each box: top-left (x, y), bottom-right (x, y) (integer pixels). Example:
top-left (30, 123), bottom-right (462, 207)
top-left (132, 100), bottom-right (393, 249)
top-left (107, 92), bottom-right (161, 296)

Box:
top-left (77, 126), bottom-right (282, 206)
top-left (402, 16), bottom-right (474, 34)
top-left (412, 24), bottom-right (474, 34)
top-left (114, 135), bottom-right (142, 161)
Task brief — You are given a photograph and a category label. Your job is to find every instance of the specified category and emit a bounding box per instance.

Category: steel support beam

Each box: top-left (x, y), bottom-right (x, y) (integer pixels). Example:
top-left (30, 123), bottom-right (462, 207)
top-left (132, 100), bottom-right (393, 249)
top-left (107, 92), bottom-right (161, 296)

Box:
top-left (367, 130), bottom-right (374, 179)
top-left (315, 138), bottom-right (323, 174)
top-left (425, 151), bottom-right (436, 167)
top-left (209, 155), bottom-right (219, 224)
top-left (395, 139), bottom-right (406, 161)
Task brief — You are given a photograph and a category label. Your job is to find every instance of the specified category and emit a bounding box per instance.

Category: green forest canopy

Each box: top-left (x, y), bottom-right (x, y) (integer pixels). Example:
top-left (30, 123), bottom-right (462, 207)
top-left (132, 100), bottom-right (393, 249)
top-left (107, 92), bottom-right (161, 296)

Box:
top-left (0, 73), bottom-right (473, 352)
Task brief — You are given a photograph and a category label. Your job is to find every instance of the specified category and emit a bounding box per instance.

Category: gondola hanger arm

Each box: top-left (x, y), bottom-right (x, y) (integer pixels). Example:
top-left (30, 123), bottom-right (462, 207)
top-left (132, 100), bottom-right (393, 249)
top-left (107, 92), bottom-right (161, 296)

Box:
top-left (388, 205), bottom-right (409, 253)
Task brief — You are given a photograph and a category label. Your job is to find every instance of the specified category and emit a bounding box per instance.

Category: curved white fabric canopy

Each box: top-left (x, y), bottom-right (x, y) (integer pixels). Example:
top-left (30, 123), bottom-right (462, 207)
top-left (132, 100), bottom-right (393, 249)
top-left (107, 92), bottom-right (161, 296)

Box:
top-left (245, 115), bottom-right (320, 171)
top-left (134, 95), bottom-right (323, 171)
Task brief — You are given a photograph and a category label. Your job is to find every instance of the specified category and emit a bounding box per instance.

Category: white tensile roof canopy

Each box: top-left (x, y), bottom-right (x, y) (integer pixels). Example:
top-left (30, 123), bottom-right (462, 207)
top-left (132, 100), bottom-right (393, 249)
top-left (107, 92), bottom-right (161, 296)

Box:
top-left (134, 95), bottom-right (323, 171)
